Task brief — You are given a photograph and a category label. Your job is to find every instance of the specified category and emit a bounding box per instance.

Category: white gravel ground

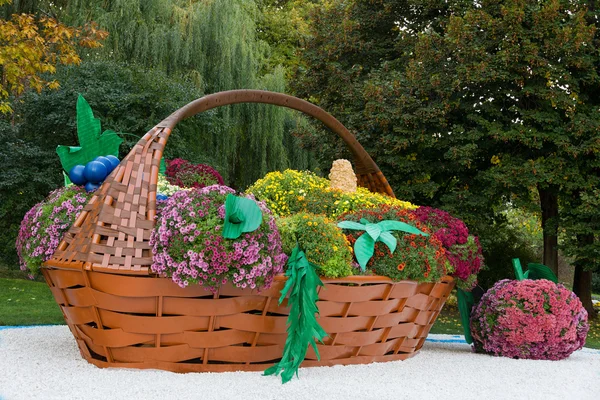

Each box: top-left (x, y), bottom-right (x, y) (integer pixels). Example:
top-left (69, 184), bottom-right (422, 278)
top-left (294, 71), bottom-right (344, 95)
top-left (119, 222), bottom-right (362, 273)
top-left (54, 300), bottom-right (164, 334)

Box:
top-left (1, 325), bottom-right (599, 400)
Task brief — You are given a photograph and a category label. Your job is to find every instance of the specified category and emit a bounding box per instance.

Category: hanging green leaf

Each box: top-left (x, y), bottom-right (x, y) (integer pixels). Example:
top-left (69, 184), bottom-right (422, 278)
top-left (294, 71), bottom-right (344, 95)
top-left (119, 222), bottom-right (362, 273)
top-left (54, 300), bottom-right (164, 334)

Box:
top-left (264, 245), bottom-right (327, 384)
top-left (456, 287), bottom-right (475, 344)
top-left (512, 258), bottom-right (526, 281)
top-left (337, 219), bottom-right (429, 270)
top-left (527, 263), bottom-right (559, 283)
top-left (56, 95), bottom-right (123, 174)
top-left (222, 194), bottom-right (263, 239)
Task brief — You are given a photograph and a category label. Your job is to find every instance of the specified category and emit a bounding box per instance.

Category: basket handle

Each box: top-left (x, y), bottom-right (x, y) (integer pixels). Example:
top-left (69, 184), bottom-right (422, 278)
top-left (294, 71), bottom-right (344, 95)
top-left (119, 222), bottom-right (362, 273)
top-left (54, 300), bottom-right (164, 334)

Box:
top-left (45, 90), bottom-right (395, 275)
top-left (155, 90), bottom-right (394, 197)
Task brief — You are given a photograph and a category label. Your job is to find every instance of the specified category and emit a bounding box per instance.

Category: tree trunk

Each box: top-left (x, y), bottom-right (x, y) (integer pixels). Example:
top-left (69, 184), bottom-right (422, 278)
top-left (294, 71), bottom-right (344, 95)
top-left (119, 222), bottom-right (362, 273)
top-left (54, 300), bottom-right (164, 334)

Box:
top-left (573, 256), bottom-right (596, 320)
top-left (538, 185), bottom-right (559, 276)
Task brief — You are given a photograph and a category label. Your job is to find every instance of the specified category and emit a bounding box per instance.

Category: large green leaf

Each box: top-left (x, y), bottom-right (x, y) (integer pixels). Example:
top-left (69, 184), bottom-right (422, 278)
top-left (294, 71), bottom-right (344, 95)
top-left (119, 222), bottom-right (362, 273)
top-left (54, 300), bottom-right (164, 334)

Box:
top-left (354, 233), bottom-right (375, 271)
top-left (338, 218), bottom-right (428, 270)
top-left (457, 287), bottom-right (475, 344)
top-left (222, 194), bottom-right (263, 239)
top-left (378, 220), bottom-right (429, 237)
top-left (264, 245), bottom-right (327, 383)
top-left (378, 231), bottom-right (397, 254)
top-left (56, 95), bottom-right (123, 173)
top-left (512, 258), bottom-right (526, 281)
top-left (337, 220), bottom-right (367, 231)
top-left (365, 223), bottom-right (383, 240)
top-left (527, 263), bottom-right (558, 283)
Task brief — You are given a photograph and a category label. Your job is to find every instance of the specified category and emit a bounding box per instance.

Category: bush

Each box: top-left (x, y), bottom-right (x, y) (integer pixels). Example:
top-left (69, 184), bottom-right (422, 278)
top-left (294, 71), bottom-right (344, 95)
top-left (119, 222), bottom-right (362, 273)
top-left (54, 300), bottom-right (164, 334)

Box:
top-left (2, 60), bottom-right (217, 268)
top-left (338, 206), bottom-right (450, 283)
top-left (276, 212), bottom-right (354, 278)
top-left (150, 186), bottom-right (287, 293)
top-left (247, 169), bottom-right (416, 218)
top-left (165, 158), bottom-right (224, 188)
top-left (471, 279), bottom-right (589, 360)
top-left (16, 186), bottom-right (92, 275)
top-left (411, 206), bottom-right (484, 290)
top-left (475, 221), bottom-right (540, 290)
top-left (0, 122), bottom-right (62, 269)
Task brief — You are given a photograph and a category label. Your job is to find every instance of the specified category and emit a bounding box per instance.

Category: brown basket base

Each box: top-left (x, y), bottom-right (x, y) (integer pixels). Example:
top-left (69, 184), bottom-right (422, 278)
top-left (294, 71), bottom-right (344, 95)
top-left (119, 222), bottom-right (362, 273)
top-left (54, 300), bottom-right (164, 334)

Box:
top-left (42, 267), bottom-right (454, 373)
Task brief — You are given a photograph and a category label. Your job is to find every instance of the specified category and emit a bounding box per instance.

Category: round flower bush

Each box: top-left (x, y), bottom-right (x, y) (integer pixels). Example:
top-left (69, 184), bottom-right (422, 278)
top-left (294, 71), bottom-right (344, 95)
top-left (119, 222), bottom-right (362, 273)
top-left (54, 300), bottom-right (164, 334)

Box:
top-left (277, 212), bottom-right (354, 278)
top-left (338, 206), bottom-right (451, 282)
top-left (165, 158), bottom-right (224, 189)
top-left (16, 186), bottom-right (92, 275)
top-left (411, 206), bottom-right (483, 290)
top-left (470, 279), bottom-right (589, 360)
top-left (150, 185), bottom-right (287, 293)
top-left (247, 169), bottom-right (416, 218)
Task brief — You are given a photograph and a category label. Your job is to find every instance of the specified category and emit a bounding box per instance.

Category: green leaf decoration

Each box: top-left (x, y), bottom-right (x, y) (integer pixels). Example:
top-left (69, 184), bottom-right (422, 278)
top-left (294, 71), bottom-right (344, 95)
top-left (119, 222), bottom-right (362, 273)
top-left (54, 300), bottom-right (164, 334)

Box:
top-left (337, 219), bottom-right (429, 271)
top-left (264, 245), bottom-right (327, 384)
top-left (354, 233), bottom-right (376, 270)
top-left (456, 287), bottom-right (475, 344)
top-left (56, 95), bottom-right (123, 174)
top-left (63, 171), bottom-right (73, 187)
top-left (527, 263), bottom-right (559, 283)
top-left (513, 259), bottom-right (558, 283)
top-left (512, 258), bottom-right (526, 281)
top-left (378, 231), bottom-right (397, 254)
top-left (337, 220), bottom-right (368, 230)
top-left (159, 158), bottom-right (167, 175)
top-left (222, 194), bottom-right (263, 239)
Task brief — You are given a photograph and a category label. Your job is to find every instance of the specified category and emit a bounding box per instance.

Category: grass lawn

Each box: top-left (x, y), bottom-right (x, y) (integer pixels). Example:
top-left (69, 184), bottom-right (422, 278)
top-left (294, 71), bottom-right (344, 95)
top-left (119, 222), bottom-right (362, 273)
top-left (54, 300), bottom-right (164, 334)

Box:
top-left (0, 278), bottom-right (64, 325)
top-left (0, 277), bottom-right (598, 349)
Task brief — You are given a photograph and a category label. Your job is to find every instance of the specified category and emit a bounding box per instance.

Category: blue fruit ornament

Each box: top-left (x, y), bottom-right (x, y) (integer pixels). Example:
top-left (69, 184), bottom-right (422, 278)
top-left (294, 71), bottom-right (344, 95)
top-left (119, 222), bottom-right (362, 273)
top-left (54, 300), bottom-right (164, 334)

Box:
top-left (105, 155), bottom-right (120, 171)
top-left (68, 165), bottom-right (87, 185)
top-left (95, 156), bottom-right (114, 173)
top-left (85, 181), bottom-right (100, 192)
top-left (156, 193), bottom-right (169, 201)
top-left (84, 161), bottom-right (108, 183)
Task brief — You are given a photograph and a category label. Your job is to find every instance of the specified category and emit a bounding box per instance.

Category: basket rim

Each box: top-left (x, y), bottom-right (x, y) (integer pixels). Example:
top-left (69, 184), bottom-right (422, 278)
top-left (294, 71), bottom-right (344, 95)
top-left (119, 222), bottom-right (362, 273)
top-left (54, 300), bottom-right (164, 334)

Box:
top-left (41, 263), bottom-right (454, 286)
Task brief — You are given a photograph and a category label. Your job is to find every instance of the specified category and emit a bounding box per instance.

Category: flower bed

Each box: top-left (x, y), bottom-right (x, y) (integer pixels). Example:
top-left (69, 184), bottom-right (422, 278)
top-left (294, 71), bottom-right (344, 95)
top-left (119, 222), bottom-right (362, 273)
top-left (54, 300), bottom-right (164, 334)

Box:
top-left (165, 158), bottom-right (224, 188)
top-left (247, 169), bottom-right (416, 218)
top-left (411, 207), bottom-right (483, 289)
top-left (16, 186), bottom-right (92, 275)
top-left (150, 185), bottom-right (287, 292)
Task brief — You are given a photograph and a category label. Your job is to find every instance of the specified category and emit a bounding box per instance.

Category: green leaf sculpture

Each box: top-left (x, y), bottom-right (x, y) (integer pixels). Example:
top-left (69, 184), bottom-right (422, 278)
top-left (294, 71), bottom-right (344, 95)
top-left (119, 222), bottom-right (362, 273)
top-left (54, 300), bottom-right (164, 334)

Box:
top-left (56, 95), bottom-right (123, 174)
top-left (526, 262), bottom-right (559, 283)
top-left (337, 218), bottom-right (429, 271)
top-left (456, 287), bottom-right (475, 344)
top-left (222, 194), bottom-right (263, 239)
top-left (512, 258), bottom-right (558, 283)
top-left (512, 258), bottom-right (527, 280)
top-left (264, 245), bottom-right (327, 384)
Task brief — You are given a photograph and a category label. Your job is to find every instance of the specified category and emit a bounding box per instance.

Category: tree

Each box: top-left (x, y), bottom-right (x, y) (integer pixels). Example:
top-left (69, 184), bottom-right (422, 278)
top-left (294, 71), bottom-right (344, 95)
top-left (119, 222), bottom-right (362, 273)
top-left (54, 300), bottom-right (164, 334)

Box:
top-left (296, 0), bottom-right (600, 314)
top-left (0, 0), bottom-right (107, 114)
top-left (52, 0), bottom-right (316, 188)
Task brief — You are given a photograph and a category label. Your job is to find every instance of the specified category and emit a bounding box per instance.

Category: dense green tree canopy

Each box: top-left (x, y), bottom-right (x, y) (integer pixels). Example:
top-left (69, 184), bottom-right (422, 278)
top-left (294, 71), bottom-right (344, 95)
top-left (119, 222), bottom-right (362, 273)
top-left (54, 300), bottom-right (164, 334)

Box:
top-left (295, 0), bottom-right (600, 313)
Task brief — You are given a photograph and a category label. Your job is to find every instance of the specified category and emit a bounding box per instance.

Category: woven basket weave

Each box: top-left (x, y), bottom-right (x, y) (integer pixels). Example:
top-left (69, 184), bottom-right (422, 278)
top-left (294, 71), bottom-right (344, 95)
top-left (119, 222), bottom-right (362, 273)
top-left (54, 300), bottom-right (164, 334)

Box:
top-left (42, 90), bottom-right (454, 372)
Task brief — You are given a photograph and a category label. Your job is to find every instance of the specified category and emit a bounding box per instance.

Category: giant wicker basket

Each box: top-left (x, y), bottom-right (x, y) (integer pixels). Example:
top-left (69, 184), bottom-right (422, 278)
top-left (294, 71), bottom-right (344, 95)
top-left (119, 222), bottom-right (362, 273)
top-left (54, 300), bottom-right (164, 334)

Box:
top-left (42, 90), bottom-right (455, 373)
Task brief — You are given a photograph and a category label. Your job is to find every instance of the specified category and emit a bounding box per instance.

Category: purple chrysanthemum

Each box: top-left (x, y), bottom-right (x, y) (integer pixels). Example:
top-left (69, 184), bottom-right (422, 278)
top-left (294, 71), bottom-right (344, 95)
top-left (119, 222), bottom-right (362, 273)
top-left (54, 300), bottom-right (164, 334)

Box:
top-left (16, 186), bottom-right (91, 275)
top-left (150, 185), bottom-right (287, 293)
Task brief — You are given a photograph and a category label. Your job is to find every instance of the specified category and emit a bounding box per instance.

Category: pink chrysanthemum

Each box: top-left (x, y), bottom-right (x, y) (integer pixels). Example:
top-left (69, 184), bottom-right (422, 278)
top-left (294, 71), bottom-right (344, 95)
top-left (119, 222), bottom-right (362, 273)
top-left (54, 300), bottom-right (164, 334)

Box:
top-left (16, 186), bottom-right (91, 275)
top-left (471, 279), bottom-right (589, 360)
top-left (150, 185), bottom-right (287, 293)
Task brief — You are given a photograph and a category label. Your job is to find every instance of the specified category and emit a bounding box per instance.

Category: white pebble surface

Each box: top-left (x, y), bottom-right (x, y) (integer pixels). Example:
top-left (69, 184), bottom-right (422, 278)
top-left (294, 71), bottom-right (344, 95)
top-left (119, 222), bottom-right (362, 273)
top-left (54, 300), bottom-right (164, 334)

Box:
top-left (1, 326), bottom-right (598, 400)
